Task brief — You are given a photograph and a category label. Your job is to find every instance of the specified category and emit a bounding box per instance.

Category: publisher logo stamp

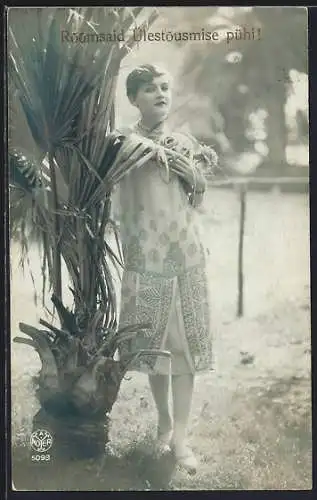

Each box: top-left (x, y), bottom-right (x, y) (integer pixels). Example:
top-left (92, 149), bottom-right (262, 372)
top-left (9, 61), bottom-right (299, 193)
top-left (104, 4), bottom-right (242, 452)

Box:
top-left (30, 429), bottom-right (53, 453)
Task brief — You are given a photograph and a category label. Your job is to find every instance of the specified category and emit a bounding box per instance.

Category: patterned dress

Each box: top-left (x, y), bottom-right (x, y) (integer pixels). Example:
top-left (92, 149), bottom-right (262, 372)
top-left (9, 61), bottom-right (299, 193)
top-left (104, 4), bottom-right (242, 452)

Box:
top-left (114, 123), bottom-right (213, 374)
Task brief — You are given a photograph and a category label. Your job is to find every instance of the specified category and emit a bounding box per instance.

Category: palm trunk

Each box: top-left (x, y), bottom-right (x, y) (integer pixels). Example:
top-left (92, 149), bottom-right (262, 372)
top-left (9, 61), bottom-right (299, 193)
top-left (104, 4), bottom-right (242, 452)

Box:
top-left (31, 408), bottom-right (109, 460)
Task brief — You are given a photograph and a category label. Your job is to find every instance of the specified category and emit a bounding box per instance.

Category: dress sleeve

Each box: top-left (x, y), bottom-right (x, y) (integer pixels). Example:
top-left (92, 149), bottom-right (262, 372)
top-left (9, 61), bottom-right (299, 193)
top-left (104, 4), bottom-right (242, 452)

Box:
top-left (181, 132), bottom-right (219, 177)
top-left (170, 132), bottom-right (218, 204)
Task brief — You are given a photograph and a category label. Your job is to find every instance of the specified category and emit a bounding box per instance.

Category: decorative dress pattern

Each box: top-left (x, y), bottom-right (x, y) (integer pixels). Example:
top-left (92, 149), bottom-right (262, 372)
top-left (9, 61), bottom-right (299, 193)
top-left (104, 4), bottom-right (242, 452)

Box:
top-left (114, 123), bottom-right (213, 373)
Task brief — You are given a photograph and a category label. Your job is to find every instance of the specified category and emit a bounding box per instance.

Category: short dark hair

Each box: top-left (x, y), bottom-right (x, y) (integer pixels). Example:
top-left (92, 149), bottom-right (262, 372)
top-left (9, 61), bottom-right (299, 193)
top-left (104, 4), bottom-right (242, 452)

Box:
top-left (126, 64), bottom-right (169, 101)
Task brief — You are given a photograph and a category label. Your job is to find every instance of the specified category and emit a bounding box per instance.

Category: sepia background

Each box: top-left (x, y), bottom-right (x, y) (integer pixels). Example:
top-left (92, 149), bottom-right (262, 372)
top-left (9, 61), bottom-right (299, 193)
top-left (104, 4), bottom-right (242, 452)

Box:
top-left (10, 7), bottom-right (311, 490)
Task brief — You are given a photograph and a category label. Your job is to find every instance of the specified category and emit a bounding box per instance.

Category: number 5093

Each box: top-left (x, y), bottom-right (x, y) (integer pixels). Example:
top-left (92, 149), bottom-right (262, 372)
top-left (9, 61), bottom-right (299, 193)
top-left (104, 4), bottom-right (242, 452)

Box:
top-left (31, 454), bottom-right (50, 462)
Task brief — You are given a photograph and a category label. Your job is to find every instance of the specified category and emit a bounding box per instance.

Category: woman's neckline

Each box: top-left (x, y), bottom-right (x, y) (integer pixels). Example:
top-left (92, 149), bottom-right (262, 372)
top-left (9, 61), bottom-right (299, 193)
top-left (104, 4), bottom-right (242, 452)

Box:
top-left (135, 119), bottom-right (169, 142)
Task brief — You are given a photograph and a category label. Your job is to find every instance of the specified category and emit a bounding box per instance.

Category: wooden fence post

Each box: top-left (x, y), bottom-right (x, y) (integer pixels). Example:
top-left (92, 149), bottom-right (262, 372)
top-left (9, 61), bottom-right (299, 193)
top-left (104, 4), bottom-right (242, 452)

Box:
top-left (237, 183), bottom-right (247, 317)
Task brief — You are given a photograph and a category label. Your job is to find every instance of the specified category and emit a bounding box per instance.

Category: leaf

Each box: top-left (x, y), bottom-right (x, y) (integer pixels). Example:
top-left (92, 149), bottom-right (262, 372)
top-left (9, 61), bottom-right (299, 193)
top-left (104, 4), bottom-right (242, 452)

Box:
top-left (9, 149), bottom-right (42, 192)
top-left (9, 10), bottom-right (109, 155)
top-left (13, 337), bottom-right (37, 349)
top-left (120, 349), bottom-right (172, 371)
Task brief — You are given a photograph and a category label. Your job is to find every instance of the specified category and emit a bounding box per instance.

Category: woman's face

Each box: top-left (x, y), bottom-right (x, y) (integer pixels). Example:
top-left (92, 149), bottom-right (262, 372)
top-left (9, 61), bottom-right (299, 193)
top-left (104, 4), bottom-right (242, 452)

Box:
top-left (131, 74), bottom-right (172, 124)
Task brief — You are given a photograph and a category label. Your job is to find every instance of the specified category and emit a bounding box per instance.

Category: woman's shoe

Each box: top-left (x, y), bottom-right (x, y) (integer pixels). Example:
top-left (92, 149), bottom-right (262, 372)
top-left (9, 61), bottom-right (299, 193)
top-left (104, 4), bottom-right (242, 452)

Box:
top-left (171, 443), bottom-right (198, 474)
top-left (155, 428), bottom-right (173, 455)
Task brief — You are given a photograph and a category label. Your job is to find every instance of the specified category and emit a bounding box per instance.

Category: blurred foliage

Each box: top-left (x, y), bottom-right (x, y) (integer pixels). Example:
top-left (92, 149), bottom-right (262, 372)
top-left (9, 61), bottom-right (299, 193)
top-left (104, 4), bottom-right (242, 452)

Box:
top-left (177, 7), bottom-right (308, 170)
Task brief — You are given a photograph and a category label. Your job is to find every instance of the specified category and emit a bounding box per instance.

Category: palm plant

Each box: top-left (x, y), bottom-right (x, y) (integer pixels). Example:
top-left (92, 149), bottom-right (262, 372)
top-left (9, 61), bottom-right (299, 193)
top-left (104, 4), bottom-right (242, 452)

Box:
top-left (9, 7), bottom-right (175, 458)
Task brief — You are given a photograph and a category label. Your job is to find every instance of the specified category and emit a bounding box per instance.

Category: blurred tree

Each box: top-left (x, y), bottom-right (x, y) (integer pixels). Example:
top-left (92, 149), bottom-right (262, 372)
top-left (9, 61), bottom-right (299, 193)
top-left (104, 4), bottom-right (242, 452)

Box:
top-left (167, 7), bottom-right (307, 318)
top-left (178, 7), bottom-right (308, 171)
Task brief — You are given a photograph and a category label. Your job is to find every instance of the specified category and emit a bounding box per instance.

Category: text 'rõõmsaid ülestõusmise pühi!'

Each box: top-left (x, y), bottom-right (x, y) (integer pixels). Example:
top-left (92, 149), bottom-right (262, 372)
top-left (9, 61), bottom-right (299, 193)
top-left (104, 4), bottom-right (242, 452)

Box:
top-left (61, 26), bottom-right (261, 44)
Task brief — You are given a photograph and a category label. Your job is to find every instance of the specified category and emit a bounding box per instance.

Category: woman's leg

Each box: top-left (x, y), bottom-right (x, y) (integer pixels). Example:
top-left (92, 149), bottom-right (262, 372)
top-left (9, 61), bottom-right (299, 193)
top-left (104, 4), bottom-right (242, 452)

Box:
top-left (171, 373), bottom-right (197, 473)
top-left (148, 374), bottom-right (173, 438)
top-left (171, 373), bottom-right (194, 452)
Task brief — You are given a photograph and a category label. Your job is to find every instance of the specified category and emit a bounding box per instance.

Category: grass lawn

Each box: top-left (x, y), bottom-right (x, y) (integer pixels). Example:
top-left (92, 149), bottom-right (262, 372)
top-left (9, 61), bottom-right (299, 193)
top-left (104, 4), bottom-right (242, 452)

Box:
top-left (10, 189), bottom-right (312, 490)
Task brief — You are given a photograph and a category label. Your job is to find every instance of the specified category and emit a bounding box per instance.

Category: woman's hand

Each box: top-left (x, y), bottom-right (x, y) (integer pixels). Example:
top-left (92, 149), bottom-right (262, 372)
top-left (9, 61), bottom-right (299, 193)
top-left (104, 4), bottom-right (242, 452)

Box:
top-left (190, 160), bottom-right (207, 208)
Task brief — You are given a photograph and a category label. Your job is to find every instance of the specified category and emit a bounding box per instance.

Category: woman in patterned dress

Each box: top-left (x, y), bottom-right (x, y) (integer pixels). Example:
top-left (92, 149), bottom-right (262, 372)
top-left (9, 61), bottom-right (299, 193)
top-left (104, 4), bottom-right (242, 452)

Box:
top-left (114, 64), bottom-right (216, 473)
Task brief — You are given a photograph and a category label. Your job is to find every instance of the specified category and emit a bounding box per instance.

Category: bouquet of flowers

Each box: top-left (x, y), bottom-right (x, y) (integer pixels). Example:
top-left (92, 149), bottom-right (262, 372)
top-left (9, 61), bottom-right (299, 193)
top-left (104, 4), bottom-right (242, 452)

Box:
top-left (158, 133), bottom-right (219, 205)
